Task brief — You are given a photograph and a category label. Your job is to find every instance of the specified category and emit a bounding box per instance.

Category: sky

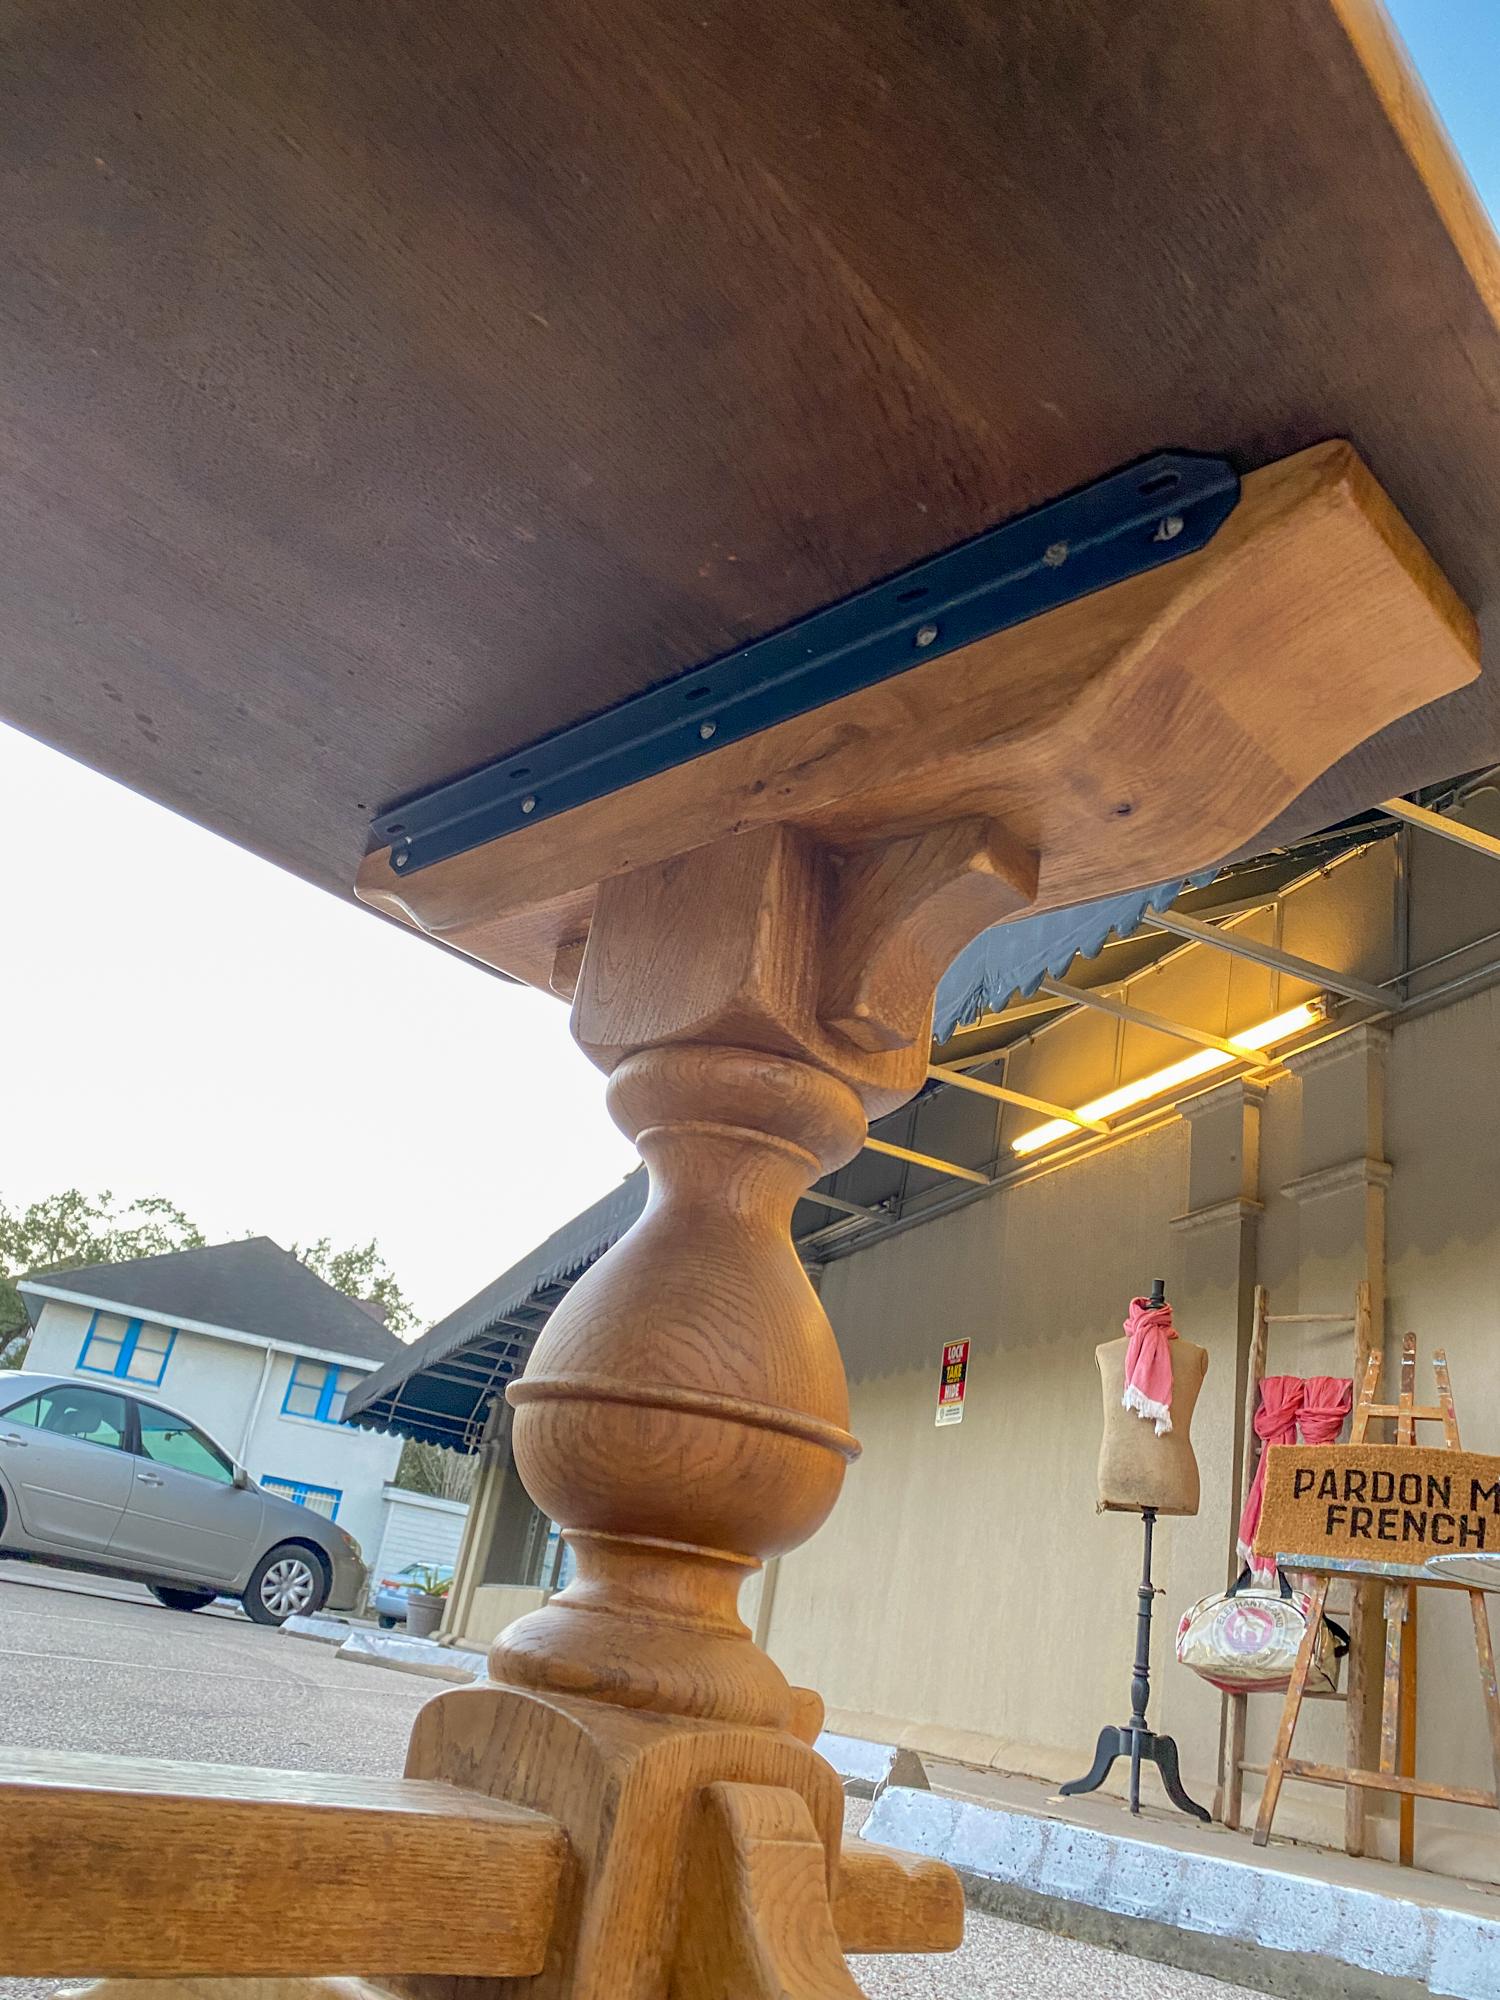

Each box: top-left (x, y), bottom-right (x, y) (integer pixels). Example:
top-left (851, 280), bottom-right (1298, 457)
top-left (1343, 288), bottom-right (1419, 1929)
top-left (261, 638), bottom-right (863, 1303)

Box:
top-left (2, 731), bottom-right (636, 1326)
top-left (2, 4), bottom-right (1496, 1331)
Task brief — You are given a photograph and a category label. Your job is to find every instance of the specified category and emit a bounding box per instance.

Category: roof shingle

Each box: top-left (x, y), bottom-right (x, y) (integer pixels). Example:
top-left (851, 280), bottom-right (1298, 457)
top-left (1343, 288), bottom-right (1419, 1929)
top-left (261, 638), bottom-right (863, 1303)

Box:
top-left (20, 1236), bottom-right (405, 1367)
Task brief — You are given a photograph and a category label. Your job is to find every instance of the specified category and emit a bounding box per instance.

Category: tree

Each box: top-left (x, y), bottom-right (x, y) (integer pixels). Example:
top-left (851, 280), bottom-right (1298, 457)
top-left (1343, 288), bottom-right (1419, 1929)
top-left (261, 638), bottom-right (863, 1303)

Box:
top-left (395, 1437), bottom-right (477, 1503)
top-left (290, 1235), bottom-right (419, 1336)
top-left (0, 1189), bottom-right (206, 1366)
top-left (291, 1240), bottom-right (464, 1503)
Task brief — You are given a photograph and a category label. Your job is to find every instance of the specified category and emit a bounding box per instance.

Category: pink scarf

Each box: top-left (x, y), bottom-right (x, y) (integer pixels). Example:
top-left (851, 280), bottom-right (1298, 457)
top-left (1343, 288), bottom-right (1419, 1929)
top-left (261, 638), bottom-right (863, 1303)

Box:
top-left (1299, 1376), bottom-right (1354, 1446)
top-left (1237, 1376), bottom-right (1305, 1567)
top-left (1237, 1374), bottom-right (1353, 1570)
top-left (1121, 1296), bottom-right (1178, 1435)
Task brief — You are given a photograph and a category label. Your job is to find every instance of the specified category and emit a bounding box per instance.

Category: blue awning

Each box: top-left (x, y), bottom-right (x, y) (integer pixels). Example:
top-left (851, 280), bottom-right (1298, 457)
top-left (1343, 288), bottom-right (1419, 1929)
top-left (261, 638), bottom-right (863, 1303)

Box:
top-left (933, 870), bottom-right (1218, 1042)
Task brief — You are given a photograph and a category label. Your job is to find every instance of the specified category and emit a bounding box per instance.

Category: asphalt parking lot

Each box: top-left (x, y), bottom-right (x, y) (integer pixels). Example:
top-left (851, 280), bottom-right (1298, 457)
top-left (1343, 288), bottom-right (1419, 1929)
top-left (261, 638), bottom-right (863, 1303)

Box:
top-left (0, 1560), bottom-right (1259, 2000)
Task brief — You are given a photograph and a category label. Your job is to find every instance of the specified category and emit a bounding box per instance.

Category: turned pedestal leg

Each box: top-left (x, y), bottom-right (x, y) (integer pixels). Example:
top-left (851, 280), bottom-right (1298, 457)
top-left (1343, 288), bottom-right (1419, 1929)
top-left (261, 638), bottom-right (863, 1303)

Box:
top-left (401, 821), bottom-right (1029, 1998)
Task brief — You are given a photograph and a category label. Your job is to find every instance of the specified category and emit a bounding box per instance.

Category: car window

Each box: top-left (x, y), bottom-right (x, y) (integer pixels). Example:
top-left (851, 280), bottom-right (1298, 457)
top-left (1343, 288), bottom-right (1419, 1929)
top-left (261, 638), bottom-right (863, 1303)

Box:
top-left (135, 1403), bottom-right (235, 1484)
top-left (0, 1385), bottom-right (128, 1449)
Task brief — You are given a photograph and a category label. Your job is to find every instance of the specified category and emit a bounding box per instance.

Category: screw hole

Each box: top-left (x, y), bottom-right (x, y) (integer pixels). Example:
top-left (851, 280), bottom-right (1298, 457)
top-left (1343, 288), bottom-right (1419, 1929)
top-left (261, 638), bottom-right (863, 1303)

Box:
top-left (1139, 470), bottom-right (1180, 498)
top-left (895, 586), bottom-right (928, 605)
top-left (684, 686), bottom-right (711, 703)
top-left (385, 821), bottom-right (405, 835)
top-left (508, 766), bottom-right (531, 780)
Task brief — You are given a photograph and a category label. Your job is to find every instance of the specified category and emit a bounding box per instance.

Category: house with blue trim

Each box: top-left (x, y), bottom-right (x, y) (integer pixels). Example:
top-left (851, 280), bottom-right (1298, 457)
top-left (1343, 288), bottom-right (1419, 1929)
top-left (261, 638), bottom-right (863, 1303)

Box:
top-left (18, 1236), bottom-right (405, 1562)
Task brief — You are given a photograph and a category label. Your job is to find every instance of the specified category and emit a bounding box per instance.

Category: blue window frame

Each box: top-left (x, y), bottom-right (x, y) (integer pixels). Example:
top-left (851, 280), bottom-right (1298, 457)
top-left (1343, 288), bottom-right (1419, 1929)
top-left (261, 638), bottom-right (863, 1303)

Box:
top-left (281, 1358), bottom-right (361, 1424)
top-left (77, 1312), bottom-right (176, 1387)
top-left (260, 1474), bottom-right (342, 1520)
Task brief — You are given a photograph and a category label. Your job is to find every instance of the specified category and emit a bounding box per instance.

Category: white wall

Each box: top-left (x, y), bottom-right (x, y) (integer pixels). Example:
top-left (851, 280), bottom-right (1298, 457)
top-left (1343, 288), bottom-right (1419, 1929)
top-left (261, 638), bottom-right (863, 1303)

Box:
top-left (372, 1485), bottom-right (469, 1587)
top-left (242, 1350), bottom-right (400, 1559)
top-left (23, 1299), bottom-right (401, 1563)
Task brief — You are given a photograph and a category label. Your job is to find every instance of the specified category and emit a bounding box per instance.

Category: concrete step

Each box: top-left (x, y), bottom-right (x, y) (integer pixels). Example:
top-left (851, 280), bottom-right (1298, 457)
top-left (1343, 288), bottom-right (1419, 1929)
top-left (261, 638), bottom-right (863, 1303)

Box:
top-left (865, 1779), bottom-right (1500, 2000)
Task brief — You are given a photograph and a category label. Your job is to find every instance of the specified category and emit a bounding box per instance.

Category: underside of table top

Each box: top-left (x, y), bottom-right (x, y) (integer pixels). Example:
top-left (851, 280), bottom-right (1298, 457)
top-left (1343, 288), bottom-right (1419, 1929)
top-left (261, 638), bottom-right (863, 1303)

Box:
top-left (2, 0), bottom-right (1500, 906)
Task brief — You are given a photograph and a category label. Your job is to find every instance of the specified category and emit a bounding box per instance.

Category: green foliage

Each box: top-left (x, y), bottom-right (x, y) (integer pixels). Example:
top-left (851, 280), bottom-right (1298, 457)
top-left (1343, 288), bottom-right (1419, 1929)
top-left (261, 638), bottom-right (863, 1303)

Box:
top-left (291, 1235), bottom-right (419, 1335)
top-left (411, 1563), bottom-right (452, 1598)
top-left (396, 1436), bottom-right (476, 1503)
top-left (0, 1194), bottom-right (424, 1370)
top-left (0, 1189), bottom-right (206, 1366)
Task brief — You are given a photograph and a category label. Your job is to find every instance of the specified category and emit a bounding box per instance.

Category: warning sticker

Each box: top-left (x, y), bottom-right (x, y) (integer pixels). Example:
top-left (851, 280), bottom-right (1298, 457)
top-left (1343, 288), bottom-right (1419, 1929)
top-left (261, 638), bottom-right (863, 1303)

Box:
top-left (936, 1339), bottom-right (970, 1427)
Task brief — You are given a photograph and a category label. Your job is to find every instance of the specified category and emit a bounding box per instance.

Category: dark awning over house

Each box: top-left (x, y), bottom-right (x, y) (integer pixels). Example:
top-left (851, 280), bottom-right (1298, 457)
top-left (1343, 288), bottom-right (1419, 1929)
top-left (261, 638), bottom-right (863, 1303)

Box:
top-left (343, 1173), bottom-right (647, 1451)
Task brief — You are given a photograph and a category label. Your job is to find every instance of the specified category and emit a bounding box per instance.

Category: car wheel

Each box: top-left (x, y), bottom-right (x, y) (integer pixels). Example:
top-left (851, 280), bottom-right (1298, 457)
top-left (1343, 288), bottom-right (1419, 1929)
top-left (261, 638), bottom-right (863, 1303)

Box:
top-left (378, 1613), bottom-right (398, 1629)
top-left (150, 1585), bottom-right (216, 1614)
top-left (244, 1543), bottom-right (328, 1626)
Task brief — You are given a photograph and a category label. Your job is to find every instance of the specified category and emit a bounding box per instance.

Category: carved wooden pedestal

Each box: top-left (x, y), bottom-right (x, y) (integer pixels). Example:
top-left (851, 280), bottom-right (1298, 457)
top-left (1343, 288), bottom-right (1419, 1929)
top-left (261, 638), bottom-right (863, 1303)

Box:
top-left (359, 442), bottom-right (1472, 1996)
top-left (4, 442), bottom-right (1479, 2000)
top-left (398, 821), bottom-right (1026, 1995)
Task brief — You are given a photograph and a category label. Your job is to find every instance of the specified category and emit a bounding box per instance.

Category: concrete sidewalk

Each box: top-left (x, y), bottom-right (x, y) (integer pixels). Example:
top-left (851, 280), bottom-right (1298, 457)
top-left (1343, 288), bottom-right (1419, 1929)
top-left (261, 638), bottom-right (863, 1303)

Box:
top-left (276, 1618), bottom-right (1500, 1994)
top-left (868, 1761), bottom-right (1500, 2000)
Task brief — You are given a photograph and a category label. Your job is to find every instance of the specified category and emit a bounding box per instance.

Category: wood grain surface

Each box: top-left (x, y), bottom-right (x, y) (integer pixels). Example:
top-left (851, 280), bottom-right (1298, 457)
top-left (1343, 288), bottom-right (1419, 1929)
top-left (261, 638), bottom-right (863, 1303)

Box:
top-left (0, 1749), bottom-right (565, 1978)
top-left (671, 1784), bottom-right (866, 1998)
top-left (830, 1841), bottom-right (966, 1956)
top-left (361, 442), bottom-right (1476, 988)
top-left (2, 1), bottom-right (1499, 902)
top-left (402, 1683), bottom-right (856, 2000)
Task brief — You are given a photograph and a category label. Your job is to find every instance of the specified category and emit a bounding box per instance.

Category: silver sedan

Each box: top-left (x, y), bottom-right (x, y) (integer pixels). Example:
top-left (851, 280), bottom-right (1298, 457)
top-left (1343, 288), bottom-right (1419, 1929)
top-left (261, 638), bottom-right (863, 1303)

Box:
top-left (0, 1370), bottom-right (365, 1624)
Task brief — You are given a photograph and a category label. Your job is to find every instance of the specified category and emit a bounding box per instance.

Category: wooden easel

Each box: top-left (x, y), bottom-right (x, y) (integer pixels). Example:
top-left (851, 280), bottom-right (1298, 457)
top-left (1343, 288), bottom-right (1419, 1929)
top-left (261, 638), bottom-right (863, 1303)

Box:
top-left (1252, 1337), bottom-right (1500, 1862)
top-left (1220, 1282), bottom-right (1373, 1842)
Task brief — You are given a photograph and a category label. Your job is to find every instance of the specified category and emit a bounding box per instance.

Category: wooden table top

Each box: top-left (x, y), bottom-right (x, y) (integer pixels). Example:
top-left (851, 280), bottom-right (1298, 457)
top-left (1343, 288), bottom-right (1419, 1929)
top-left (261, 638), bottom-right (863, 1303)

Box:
top-left (3, 1), bottom-right (1500, 900)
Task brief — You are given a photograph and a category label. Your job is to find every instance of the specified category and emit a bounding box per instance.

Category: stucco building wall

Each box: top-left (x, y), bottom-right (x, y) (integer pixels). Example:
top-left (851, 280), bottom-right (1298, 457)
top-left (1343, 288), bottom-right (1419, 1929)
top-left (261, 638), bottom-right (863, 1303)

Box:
top-left (756, 830), bottom-right (1500, 1885)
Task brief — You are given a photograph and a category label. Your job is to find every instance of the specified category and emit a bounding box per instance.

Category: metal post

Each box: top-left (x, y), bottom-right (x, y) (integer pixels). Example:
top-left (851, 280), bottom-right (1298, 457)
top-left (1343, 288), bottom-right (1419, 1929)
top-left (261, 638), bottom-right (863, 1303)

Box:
top-left (1129, 1507), bottom-right (1157, 1813)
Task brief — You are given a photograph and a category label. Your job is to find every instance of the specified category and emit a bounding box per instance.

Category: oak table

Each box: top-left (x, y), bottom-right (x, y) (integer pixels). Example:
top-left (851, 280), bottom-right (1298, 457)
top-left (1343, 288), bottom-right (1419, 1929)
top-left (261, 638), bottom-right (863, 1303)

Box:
top-left (4, 3), bottom-right (1500, 1995)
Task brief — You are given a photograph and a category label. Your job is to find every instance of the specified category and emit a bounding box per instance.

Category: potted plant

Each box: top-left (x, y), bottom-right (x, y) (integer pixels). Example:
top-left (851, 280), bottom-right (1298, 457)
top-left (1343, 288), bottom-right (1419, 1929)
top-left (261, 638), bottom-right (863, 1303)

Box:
top-left (405, 1565), bottom-right (451, 1639)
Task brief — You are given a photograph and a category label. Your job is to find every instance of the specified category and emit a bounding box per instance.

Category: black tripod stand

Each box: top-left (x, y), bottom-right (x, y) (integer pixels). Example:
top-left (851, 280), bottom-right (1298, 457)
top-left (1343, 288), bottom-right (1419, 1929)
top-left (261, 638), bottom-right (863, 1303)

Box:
top-left (1060, 1282), bottom-right (1210, 1822)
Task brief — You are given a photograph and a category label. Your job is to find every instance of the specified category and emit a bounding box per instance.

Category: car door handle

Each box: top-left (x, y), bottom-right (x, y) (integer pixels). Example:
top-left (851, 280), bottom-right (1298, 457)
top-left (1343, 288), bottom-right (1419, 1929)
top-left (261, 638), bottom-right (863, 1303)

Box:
top-left (135, 1472), bottom-right (166, 1486)
top-left (0, 1432), bottom-right (26, 1447)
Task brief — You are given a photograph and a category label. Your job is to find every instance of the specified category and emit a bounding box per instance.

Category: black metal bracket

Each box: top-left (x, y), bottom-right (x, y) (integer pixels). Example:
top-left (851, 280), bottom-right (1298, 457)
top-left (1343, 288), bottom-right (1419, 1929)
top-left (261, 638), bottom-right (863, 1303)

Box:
top-left (374, 451), bottom-right (1239, 875)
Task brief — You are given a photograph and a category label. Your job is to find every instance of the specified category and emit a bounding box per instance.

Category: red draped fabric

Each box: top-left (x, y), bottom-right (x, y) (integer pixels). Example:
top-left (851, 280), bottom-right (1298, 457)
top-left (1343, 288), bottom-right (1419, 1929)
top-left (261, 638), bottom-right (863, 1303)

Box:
top-left (1298, 1375), bottom-right (1354, 1445)
top-left (1237, 1375), bottom-right (1306, 1567)
top-left (1236, 1373), bottom-right (1354, 1571)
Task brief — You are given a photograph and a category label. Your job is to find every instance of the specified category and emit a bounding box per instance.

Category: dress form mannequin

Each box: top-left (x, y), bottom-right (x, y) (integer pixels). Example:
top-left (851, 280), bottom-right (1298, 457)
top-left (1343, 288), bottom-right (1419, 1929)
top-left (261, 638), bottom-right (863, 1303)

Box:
top-left (1061, 1282), bottom-right (1211, 1822)
top-left (1095, 1334), bottom-right (1208, 1516)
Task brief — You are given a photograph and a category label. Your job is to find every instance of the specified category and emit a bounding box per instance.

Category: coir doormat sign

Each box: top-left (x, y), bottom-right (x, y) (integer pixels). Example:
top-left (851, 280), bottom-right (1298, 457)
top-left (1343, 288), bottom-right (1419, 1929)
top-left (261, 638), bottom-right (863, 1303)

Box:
top-left (1256, 1444), bottom-right (1500, 1564)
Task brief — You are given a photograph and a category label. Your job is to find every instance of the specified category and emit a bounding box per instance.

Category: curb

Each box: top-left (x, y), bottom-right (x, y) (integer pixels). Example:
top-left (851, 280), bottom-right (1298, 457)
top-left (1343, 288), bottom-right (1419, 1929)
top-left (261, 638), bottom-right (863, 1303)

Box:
top-left (335, 1628), bottom-right (486, 1682)
top-left (815, 1730), bottom-right (930, 1801)
top-left (279, 1614), bottom-right (353, 1647)
top-left (864, 1787), bottom-right (1500, 2000)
